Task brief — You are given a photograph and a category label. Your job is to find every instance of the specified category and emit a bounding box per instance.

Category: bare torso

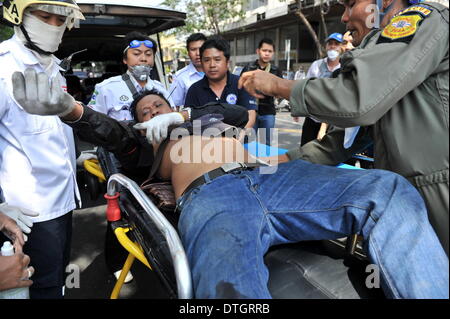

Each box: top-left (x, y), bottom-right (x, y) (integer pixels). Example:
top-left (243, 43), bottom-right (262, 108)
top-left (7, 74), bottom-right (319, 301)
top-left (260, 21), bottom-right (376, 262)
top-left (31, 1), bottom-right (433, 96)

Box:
top-left (156, 136), bottom-right (256, 198)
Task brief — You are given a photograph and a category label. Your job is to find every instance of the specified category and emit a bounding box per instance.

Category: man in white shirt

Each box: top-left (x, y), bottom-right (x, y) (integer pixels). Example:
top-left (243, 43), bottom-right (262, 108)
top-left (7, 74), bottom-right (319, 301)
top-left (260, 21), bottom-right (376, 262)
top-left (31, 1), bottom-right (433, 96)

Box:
top-left (169, 33), bottom-right (207, 108)
top-left (88, 31), bottom-right (174, 121)
top-left (301, 33), bottom-right (344, 145)
top-left (0, 0), bottom-right (84, 298)
top-left (306, 33), bottom-right (343, 79)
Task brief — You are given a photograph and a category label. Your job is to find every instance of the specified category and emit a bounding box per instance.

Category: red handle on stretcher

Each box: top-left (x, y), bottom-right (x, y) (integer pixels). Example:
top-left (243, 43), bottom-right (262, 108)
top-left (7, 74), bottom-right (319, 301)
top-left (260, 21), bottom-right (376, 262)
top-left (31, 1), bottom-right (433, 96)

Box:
top-left (105, 193), bottom-right (121, 222)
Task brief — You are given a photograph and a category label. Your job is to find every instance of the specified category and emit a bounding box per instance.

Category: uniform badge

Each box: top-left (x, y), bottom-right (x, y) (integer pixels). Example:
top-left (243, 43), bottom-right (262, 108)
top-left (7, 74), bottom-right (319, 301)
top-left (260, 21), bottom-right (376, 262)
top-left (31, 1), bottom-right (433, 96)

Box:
top-left (226, 94), bottom-right (238, 105)
top-left (120, 95), bottom-right (129, 102)
top-left (378, 14), bottom-right (423, 44)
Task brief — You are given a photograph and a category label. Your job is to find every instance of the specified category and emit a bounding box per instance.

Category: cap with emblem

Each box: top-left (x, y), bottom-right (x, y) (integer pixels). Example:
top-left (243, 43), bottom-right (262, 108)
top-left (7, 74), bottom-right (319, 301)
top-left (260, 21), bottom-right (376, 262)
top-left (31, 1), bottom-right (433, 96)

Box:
top-left (325, 33), bottom-right (344, 43)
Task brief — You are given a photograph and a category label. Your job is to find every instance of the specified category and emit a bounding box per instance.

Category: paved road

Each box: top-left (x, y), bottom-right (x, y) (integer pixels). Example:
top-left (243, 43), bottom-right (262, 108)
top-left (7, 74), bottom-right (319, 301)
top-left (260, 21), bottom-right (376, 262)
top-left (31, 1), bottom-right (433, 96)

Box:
top-left (66, 111), bottom-right (304, 299)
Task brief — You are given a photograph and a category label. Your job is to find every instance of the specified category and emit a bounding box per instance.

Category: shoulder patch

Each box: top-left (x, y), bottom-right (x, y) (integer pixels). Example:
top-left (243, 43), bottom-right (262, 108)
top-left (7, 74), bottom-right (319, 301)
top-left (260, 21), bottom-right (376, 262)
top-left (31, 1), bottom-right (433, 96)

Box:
top-left (378, 14), bottom-right (423, 44)
top-left (398, 4), bottom-right (433, 18)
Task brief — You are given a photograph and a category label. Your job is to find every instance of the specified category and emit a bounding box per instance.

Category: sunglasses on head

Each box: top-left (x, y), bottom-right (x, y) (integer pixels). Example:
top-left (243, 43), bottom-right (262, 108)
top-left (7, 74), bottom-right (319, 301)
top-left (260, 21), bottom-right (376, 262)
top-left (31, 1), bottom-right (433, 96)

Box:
top-left (124, 40), bottom-right (154, 53)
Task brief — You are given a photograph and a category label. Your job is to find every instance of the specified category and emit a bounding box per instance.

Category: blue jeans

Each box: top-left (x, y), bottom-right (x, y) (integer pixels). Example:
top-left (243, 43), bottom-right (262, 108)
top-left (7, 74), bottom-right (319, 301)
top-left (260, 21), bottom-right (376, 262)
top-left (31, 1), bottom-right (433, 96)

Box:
top-left (177, 160), bottom-right (449, 299)
top-left (254, 114), bottom-right (275, 146)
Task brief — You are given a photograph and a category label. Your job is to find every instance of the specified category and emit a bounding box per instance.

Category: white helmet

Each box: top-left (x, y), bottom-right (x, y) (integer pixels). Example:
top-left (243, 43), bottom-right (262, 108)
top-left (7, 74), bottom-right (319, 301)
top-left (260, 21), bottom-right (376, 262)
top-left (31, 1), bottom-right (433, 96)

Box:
top-left (1, 0), bottom-right (84, 29)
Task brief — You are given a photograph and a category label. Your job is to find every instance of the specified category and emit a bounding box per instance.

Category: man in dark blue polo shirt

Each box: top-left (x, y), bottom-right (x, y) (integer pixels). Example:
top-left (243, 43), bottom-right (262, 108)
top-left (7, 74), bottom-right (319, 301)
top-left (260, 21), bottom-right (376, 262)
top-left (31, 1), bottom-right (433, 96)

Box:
top-left (185, 36), bottom-right (257, 130)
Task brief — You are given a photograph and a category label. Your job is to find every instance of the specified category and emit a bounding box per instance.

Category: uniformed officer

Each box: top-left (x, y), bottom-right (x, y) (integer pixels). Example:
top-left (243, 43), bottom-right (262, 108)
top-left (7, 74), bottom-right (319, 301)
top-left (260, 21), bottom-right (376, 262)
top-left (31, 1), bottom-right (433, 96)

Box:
top-left (0, 0), bottom-right (85, 298)
top-left (169, 33), bottom-right (207, 107)
top-left (88, 31), bottom-right (174, 121)
top-left (239, 0), bottom-right (449, 254)
top-left (185, 36), bottom-right (258, 130)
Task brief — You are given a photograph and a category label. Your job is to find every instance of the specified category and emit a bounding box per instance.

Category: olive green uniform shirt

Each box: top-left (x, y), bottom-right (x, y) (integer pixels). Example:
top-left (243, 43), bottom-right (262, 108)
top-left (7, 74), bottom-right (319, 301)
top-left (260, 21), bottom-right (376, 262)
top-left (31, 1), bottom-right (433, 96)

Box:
top-left (287, 2), bottom-right (449, 253)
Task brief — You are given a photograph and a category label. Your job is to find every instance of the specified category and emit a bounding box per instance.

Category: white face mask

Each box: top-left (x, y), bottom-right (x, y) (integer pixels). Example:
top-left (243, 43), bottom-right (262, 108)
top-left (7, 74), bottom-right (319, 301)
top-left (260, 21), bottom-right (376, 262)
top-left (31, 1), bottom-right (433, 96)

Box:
top-left (130, 65), bottom-right (153, 82)
top-left (327, 49), bottom-right (340, 61)
top-left (22, 11), bottom-right (67, 53)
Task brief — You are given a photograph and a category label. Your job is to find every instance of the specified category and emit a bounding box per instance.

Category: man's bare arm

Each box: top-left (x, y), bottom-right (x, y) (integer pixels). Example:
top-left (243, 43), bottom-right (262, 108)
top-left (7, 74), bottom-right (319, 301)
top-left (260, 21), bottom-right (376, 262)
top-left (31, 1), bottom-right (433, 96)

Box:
top-left (238, 70), bottom-right (296, 100)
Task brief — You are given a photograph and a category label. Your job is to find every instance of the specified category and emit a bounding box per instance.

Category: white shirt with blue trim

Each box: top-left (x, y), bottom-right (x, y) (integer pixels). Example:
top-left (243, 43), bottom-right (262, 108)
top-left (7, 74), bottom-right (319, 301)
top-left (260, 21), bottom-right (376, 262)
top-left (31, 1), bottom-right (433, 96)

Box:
top-left (88, 70), bottom-right (174, 121)
top-left (169, 63), bottom-right (205, 107)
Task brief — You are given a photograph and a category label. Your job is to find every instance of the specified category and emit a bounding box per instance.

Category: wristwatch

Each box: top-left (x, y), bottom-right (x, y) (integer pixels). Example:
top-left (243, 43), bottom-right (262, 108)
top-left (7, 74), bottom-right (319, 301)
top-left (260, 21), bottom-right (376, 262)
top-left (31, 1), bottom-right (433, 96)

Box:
top-left (184, 107), bottom-right (192, 121)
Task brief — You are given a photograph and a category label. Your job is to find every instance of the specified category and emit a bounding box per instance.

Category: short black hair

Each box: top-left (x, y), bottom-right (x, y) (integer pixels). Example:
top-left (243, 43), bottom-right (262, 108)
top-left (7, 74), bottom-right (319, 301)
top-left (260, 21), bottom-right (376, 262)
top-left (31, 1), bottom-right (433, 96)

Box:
top-left (123, 31), bottom-right (157, 58)
top-left (186, 33), bottom-right (207, 49)
top-left (129, 89), bottom-right (171, 121)
top-left (258, 38), bottom-right (275, 50)
top-left (200, 36), bottom-right (231, 60)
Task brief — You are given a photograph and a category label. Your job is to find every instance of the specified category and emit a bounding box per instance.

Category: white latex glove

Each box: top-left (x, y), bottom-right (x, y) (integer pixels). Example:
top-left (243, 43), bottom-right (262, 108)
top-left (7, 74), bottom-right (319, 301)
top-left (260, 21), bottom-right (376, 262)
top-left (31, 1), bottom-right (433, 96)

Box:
top-left (12, 68), bottom-right (76, 117)
top-left (76, 152), bottom-right (98, 167)
top-left (133, 112), bottom-right (185, 144)
top-left (0, 203), bottom-right (39, 236)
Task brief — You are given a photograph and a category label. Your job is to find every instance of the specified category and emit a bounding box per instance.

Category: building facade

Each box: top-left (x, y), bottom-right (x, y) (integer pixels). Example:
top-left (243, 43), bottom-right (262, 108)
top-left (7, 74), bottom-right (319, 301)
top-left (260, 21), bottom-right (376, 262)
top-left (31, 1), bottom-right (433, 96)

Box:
top-left (222, 0), bottom-right (345, 74)
top-left (223, 0), bottom-right (448, 75)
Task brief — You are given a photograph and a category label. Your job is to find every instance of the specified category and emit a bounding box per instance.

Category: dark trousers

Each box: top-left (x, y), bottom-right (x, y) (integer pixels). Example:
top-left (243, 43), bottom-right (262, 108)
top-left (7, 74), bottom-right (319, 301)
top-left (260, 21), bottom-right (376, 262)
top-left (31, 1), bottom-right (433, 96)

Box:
top-left (23, 212), bottom-right (73, 299)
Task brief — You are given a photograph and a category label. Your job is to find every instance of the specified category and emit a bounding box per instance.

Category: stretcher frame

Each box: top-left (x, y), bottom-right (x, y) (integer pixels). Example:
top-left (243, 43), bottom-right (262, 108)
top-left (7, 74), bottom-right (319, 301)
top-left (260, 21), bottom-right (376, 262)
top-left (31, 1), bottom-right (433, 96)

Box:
top-left (84, 148), bottom-right (379, 299)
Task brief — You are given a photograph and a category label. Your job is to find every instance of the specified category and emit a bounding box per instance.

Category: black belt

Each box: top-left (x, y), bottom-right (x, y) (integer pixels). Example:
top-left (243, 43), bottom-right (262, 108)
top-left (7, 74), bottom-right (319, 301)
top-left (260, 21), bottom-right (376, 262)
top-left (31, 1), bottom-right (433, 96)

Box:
top-left (182, 162), bottom-right (259, 197)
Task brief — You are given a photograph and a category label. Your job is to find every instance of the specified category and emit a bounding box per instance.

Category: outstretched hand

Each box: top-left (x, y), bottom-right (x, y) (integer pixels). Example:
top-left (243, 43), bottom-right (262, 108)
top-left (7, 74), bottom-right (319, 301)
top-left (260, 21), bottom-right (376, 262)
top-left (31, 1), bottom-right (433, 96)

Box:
top-left (238, 69), bottom-right (295, 101)
top-left (12, 68), bottom-right (76, 117)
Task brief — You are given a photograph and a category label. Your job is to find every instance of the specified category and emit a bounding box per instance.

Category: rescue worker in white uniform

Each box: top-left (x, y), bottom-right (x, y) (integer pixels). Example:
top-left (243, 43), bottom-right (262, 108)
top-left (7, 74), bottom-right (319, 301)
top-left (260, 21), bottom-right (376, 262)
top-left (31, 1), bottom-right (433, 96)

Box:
top-left (0, 0), bottom-right (84, 299)
top-left (169, 33), bottom-right (207, 108)
top-left (88, 31), bottom-right (174, 121)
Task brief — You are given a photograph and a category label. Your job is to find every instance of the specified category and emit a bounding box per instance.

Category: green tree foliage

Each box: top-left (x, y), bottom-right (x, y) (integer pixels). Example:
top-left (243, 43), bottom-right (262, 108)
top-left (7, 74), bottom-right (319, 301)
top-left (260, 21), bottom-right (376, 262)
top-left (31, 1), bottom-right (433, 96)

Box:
top-left (0, 24), bottom-right (13, 42)
top-left (163, 0), bottom-right (247, 35)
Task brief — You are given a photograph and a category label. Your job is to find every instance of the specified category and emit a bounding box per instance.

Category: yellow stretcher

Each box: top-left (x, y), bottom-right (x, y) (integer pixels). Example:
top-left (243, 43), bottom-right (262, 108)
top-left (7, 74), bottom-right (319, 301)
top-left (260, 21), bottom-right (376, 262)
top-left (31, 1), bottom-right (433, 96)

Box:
top-left (83, 153), bottom-right (379, 300)
top-left (83, 159), bottom-right (157, 299)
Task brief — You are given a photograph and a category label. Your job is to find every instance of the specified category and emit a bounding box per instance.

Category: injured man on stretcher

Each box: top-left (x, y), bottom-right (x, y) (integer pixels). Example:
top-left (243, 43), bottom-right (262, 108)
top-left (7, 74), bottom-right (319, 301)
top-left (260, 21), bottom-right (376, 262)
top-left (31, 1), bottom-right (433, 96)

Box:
top-left (13, 69), bottom-right (449, 299)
